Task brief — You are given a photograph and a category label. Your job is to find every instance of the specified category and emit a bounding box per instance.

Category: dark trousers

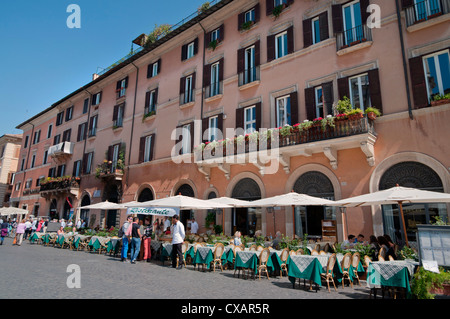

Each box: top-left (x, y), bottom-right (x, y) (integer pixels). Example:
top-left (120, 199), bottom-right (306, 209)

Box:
top-left (171, 243), bottom-right (183, 268)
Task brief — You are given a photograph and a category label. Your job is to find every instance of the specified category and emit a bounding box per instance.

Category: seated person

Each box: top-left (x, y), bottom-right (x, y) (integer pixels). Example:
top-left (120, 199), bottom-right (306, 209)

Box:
top-left (57, 226), bottom-right (65, 236)
top-left (233, 231), bottom-right (242, 246)
top-left (271, 231), bottom-right (282, 250)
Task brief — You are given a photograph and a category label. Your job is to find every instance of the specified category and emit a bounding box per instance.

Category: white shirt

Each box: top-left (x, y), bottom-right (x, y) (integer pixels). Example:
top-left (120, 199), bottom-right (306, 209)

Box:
top-left (25, 221), bottom-right (32, 229)
top-left (164, 219), bottom-right (171, 231)
top-left (190, 221), bottom-right (198, 234)
top-left (171, 221), bottom-right (185, 245)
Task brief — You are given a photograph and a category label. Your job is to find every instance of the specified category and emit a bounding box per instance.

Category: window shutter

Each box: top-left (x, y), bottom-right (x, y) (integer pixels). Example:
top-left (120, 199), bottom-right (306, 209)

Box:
top-left (368, 69), bottom-right (383, 114)
top-left (72, 162), bottom-right (78, 177)
top-left (219, 24), bottom-right (224, 42)
top-left (303, 18), bottom-right (313, 48)
top-left (236, 108), bottom-right (244, 131)
top-left (409, 56), bottom-right (429, 109)
top-left (237, 48), bottom-right (245, 73)
top-left (149, 134), bottom-right (155, 161)
top-left (287, 26), bottom-right (294, 54)
top-left (175, 125), bottom-right (182, 151)
top-left (267, 34), bottom-right (275, 62)
top-left (112, 104), bottom-right (119, 121)
top-left (332, 4), bottom-right (343, 34)
top-left (124, 76), bottom-right (129, 88)
top-left (338, 77), bottom-right (350, 100)
top-left (401, 0), bottom-right (413, 9)
top-left (147, 64), bottom-right (152, 78)
top-left (107, 146), bottom-right (114, 162)
top-left (190, 122), bottom-right (195, 152)
top-left (154, 88), bottom-right (158, 107)
top-left (218, 58), bottom-right (224, 82)
top-left (98, 91), bottom-right (102, 103)
top-left (238, 12), bottom-right (245, 31)
top-left (217, 113), bottom-right (224, 139)
top-left (319, 11), bottom-right (329, 41)
top-left (192, 72), bottom-right (196, 91)
top-left (77, 124), bottom-right (82, 142)
top-left (180, 76), bottom-right (186, 95)
top-left (255, 102), bottom-right (262, 131)
top-left (305, 87), bottom-right (316, 121)
top-left (205, 31), bottom-right (212, 48)
top-left (139, 136), bottom-right (146, 163)
top-left (203, 63), bottom-right (211, 88)
top-left (116, 80), bottom-right (121, 91)
top-left (202, 117), bottom-right (209, 144)
top-left (287, 0), bottom-right (294, 6)
top-left (290, 91), bottom-right (299, 125)
top-left (157, 59), bottom-right (161, 74)
top-left (255, 40), bottom-right (261, 67)
top-left (255, 3), bottom-right (261, 23)
top-left (322, 82), bottom-right (334, 116)
top-left (181, 44), bottom-right (187, 61)
top-left (266, 0), bottom-right (274, 16)
top-left (360, 0), bottom-right (371, 24)
top-left (193, 38), bottom-right (199, 55)
top-left (145, 91), bottom-right (151, 112)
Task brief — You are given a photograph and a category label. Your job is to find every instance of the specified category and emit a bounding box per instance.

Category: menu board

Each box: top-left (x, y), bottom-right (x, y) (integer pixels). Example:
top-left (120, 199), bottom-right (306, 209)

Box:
top-left (417, 225), bottom-right (450, 267)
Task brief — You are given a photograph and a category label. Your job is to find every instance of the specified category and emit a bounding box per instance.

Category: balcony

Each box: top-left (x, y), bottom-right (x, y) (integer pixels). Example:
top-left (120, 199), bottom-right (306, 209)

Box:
top-left (404, 0), bottom-right (450, 30)
top-left (205, 82), bottom-right (223, 101)
top-left (48, 142), bottom-right (74, 160)
top-left (95, 160), bottom-right (124, 181)
top-left (195, 115), bottom-right (377, 180)
top-left (336, 24), bottom-right (373, 55)
top-left (39, 176), bottom-right (80, 197)
top-left (238, 66), bottom-right (261, 89)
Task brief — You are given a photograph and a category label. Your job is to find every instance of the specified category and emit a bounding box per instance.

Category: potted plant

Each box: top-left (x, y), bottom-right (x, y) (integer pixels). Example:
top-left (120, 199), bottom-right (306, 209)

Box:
top-left (365, 107), bottom-right (381, 120)
top-left (430, 93), bottom-right (450, 106)
top-left (205, 211), bottom-right (216, 229)
top-left (346, 108), bottom-right (364, 120)
top-left (208, 39), bottom-right (218, 51)
top-left (272, 4), bottom-right (284, 18)
top-left (241, 20), bottom-right (254, 31)
top-left (411, 266), bottom-right (450, 299)
top-left (336, 96), bottom-right (352, 114)
top-left (198, 1), bottom-right (210, 14)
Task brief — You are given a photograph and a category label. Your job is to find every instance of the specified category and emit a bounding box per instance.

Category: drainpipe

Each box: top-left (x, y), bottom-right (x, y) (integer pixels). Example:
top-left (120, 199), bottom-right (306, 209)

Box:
top-left (198, 21), bottom-right (207, 146)
top-left (126, 62), bottom-right (139, 189)
top-left (395, 0), bottom-right (414, 120)
top-left (82, 89), bottom-right (93, 166)
top-left (19, 123), bottom-right (35, 216)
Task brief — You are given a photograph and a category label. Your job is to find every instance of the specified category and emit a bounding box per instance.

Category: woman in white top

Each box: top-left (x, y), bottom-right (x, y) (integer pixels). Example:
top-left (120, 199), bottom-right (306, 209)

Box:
top-left (233, 231), bottom-right (242, 246)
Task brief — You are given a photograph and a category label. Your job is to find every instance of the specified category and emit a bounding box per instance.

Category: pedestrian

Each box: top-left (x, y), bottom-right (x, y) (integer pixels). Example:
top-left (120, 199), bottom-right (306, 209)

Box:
top-left (142, 219), bottom-right (153, 262)
top-left (163, 216), bottom-right (171, 232)
top-left (76, 219), bottom-right (81, 230)
top-left (190, 217), bottom-right (199, 234)
top-left (0, 220), bottom-right (9, 245)
top-left (171, 214), bottom-right (185, 269)
top-left (120, 216), bottom-right (133, 262)
top-left (15, 219), bottom-right (27, 246)
top-left (24, 219), bottom-right (32, 240)
top-left (36, 218), bottom-right (44, 233)
top-left (31, 218), bottom-right (37, 236)
top-left (129, 217), bottom-right (141, 264)
top-left (81, 219), bottom-right (86, 228)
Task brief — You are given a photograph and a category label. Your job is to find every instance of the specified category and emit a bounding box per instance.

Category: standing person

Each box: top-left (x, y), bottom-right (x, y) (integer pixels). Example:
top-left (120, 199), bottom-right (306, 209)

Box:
top-left (36, 218), bottom-right (43, 233)
top-left (1, 220), bottom-right (9, 245)
top-left (171, 215), bottom-right (185, 269)
top-left (164, 216), bottom-right (171, 232)
top-left (129, 217), bottom-right (141, 264)
top-left (142, 219), bottom-right (153, 262)
top-left (24, 219), bottom-right (32, 240)
top-left (15, 219), bottom-right (27, 246)
top-left (76, 219), bottom-right (82, 230)
top-left (121, 216), bottom-right (133, 262)
top-left (190, 218), bottom-right (199, 235)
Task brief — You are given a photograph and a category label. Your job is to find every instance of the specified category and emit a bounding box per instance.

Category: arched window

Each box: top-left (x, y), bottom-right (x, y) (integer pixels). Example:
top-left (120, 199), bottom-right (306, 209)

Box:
top-left (231, 178), bottom-right (262, 236)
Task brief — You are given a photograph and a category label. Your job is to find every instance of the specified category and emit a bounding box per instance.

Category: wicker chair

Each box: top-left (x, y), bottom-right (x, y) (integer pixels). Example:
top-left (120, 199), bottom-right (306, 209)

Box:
top-left (351, 252), bottom-right (361, 286)
top-left (311, 249), bottom-right (319, 256)
top-left (314, 243), bottom-right (320, 251)
top-left (379, 247), bottom-right (387, 260)
top-left (321, 253), bottom-right (337, 292)
top-left (256, 245), bottom-right (264, 252)
top-left (323, 243), bottom-right (331, 253)
top-left (249, 244), bottom-right (257, 251)
top-left (364, 255), bottom-right (378, 298)
top-left (212, 243), bottom-right (225, 272)
top-left (233, 245), bottom-right (244, 278)
top-left (177, 241), bottom-right (189, 267)
top-left (258, 248), bottom-right (271, 280)
top-left (319, 250), bottom-right (327, 255)
top-left (279, 248), bottom-right (289, 277)
top-left (389, 255), bottom-right (395, 261)
top-left (296, 248), bottom-right (304, 255)
top-left (289, 250), bottom-right (296, 256)
top-left (341, 252), bottom-right (353, 288)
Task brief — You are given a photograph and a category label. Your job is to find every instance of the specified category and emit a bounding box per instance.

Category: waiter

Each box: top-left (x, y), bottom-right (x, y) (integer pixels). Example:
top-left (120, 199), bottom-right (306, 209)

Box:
top-left (171, 214), bottom-right (185, 269)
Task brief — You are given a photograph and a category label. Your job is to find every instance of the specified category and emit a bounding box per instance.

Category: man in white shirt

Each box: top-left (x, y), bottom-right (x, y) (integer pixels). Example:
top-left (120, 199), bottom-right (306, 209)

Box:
top-left (171, 215), bottom-right (185, 269)
top-left (163, 217), bottom-right (171, 232)
top-left (190, 218), bottom-right (199, 234)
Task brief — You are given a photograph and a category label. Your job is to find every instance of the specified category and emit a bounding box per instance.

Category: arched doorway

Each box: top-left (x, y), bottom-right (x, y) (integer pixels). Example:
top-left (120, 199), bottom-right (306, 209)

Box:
top-left (137, 187), bottom-right (154, 224)
top-left (231, 178), bottom-right (262, 236)
top-left (63, 197), bottom-right (73, 221)
top-left (293, 171), bottom-right (336, 240)
top-left (175, 184), bottom-right (195, 228)
top-left (49, 199), bottom-right (58, 220)
top-left (80, 195), bottom-right (90, 227)
top-left (379, 161), bottom-right (447, 245)
top-left (104, 183), bottom-right (120, 229)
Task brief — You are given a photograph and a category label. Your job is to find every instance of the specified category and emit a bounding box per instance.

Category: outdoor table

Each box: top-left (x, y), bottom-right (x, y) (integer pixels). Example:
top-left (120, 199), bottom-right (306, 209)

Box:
top-left (193, 246), bottom-right (215, 269)
top-left (73, 235), bottom-right (90, 249)
top-left (107, 238), bottom-right (122, 255)
top-left (29, 232), bottom-right (44, 243)
top-left (366, 260), bottom-right (419, 295)
top-left (160, 243), bottom-right (173, 263)
top-left (42, 233), bottom-right (56, 245)
top-left (234, 250), bottom-right (276, 278)
top-left (287, 255), bottom-right (326, 288)
top-left (88, 236), bottom-right (110, 252)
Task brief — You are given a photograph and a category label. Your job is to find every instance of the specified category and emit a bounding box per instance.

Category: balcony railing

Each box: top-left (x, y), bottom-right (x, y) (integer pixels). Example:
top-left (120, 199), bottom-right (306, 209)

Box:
top-left (238, 66), bottom-right (261, 87)
top-left (48, 141), bottom-right (74, 158)
top-left (205, 82), bottom-right (223, 99)
top-left (195, 115), bottom-right (375, 161)
top-left (336, 24), bottom-right (372, 52)
top-left (95, 160), bottom-right (124, 181)
top-left (405, 0), bottom-right (449, 27)
top-left (39, 176), bottom-right (80, 193)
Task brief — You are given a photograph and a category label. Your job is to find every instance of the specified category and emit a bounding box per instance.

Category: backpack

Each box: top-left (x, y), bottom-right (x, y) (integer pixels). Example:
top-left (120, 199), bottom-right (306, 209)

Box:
top-left (118, 225), bottom-right (124, 237)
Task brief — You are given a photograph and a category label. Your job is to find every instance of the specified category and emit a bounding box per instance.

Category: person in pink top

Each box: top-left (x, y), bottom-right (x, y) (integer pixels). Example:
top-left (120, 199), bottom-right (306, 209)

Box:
top-left (15, 219), bottom-right (26, 246)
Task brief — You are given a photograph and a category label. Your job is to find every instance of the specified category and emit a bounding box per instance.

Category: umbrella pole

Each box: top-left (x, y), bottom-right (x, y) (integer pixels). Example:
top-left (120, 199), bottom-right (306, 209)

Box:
top-left (398, 201), bottom-right (409, 247)
top-left (222, 208), bottom-right (225, 235)
top-left (292, 205), bottom-right (295, 239)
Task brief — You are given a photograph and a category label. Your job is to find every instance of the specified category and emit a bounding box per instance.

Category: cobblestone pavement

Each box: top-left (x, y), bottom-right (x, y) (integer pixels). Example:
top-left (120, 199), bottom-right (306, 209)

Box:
top-left (0, 237), bottom-right (370, 299)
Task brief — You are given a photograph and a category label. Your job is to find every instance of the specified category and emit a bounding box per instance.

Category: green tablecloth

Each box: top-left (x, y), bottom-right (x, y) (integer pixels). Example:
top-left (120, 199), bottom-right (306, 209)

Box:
top-left (287, 255), bottom-right (324, 287)
top-left (29, 232), bottom-right (42, 243)
top-left (107, 238), bottom-right (122, 254)
top-left (367, 261), bottom-right (418, 294)
top-left (234, 251), bottom-right (275, 275)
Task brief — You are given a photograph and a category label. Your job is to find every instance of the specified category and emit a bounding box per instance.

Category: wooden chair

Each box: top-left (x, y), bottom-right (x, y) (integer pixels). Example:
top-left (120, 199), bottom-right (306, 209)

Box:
top-left (314, 243), bottom-right (321, 251)
top-left (341, 252), bottom-right (353, 288)
top-left (388, 255), bottom-right (395, 261)
top-left (212, 243), bottom-right (225, 272)
top-left (323, 243), bottom-right (330, 253)
top-left (177, 241), bottom-right (189, 267)
top-left (279, 248), bottom-right (289, 277)
top-left (351, 252), bottom-right (361, 286)
top-left (256, 245), bottom-right (264, 251)
top-left (319, 250), bottom-right (327, 255)
top-left (233, 245), bottom-right (244, 278)
top-left (379, 247), bottom-right (386, 260)
top-left (249, 244), bottom-right (257, 251)
top-left (289, 250), bottom-right (296, 256)
top-left (311, 249), bottom-right (319, 255)
top-left (296, 248), bottom-right (304, 255)
top-left (258, 248), bottom-right (271, 280)
top-left (321, 253), bottom-right (337, 292)
top-left (364, 255), bottom-right (378, 298)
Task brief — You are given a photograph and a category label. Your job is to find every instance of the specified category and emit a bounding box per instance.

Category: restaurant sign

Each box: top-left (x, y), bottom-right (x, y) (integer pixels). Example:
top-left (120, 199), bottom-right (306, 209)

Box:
top-left (126, 207), bottom-right (179, 217)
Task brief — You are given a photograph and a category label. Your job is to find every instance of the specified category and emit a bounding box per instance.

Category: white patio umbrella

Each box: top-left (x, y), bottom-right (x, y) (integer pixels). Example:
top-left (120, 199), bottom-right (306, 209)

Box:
top-left (76, 200), bottom-right (127, 210)
top-left (0, 206), bottom-right (29, 216)
top-left (206, 197), bottom-right (253, 234)
top-left (124, 194), bottom-right (232, 210)
top-left (332, 185), bottom-right (450, 246)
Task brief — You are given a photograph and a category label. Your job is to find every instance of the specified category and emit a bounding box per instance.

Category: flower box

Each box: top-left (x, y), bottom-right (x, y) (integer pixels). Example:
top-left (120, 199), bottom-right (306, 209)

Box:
top-left (431, 98), bottom-right (450, 107)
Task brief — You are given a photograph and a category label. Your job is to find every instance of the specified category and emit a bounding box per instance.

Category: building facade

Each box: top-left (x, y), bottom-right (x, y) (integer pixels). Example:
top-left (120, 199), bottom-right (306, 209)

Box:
top-left (10, 0), bottom-right (450, 244)
top-left (0, 134), bottom-right (22, 207)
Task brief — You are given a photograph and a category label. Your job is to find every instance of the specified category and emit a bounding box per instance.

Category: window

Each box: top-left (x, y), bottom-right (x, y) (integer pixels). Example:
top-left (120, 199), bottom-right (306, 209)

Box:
top-left (56, 112), bottom-right (64, 126)
top-left (62, 129), bottom-right (71, 142)
top-left (274, 0), bottom-right (288, 6)
top-left (77, 122), bottom-right (87, 142)
top-left (43, 150), bottom-right (48, 165)
top-left (57, 164), bottom-right (66, 177)
top-left (110, 144), bottom-right (120, 172)
top-left (211, 29), bottom-right (220, 42)
top-left (210, 62), bottom-right (220, 97)
top-left (312, 17), bottom-right (321, 45)
top-left (113, 103), bottom-right (125, 128)
top-left (145, 89), bottom-right (158, 115)
top-left (30, 154), bottom-right (36, 169)
top-left (238, 4), bottom-right (260, 30)
top-left (349, 73), bottom-right (371, 111)
top-left (47, 124), bottom-right (53, 139)
top-left (182, 75), bottom-right (194, 104)
top-left (245, 46), bottom-right (256, 84)
top-left (181, 124), bottom-right (192, 154)
top-left (20, 158), bottom-right (25, 171)
top-left (422, 50), bottom-right (450, 102)
top-left (147, 59), bottom-right (160, 78)
top-left (92, 92), bottom-right (102, 106)
top-left (36, 176), bottom-right (44, 187)
top-left (25, 179), bottom-right (32, 189)
top-left (88, 115), bottom-right (98, 137)
top-left (73, 160), bottom-right (81, 177)
top-left (182, 39), bottom-right (198, 61)
top-left (245, 8), bottom-right (256, 23)
top-left (414, 0), bottom-right (442, 21)
top-left (116, 77), bottom-right (128, 98)
top-left (342, 0), bottom-right (363, 45)
top-left (48, 167), bottom-right (56, 178)
top-left (65, 106), bottom-right (73, 121)
top-left (187, 43), bottom-right (195, 59)
top-left (83, 98), bottom-right (89, 114)
top-left (315, 87), bottom-right (324, 118)
top-left (24, 135), bottom-right (29, 148)
top-left (83, 152), bottom-right (93, 174)
top-left (208, 116), bottom-right (218, 142)
top-left (244, 106), bottom-right (256, 134)
top-left (276, 95), bottom-right (292, 127)
top-left (15, 182), bottom-right (21, 191)
top-left (33, 130), bottom-right (41, 144)
top-left (275, 31), bottom-right (288, 59)
top-left (139, 135), bottom-right (154, 163)
top-left (53, 134), bottom-right (61, 145)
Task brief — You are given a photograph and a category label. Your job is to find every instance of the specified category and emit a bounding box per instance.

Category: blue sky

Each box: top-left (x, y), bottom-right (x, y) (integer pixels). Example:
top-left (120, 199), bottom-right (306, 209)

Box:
top-left (0, 0), bottom-right (209, 136)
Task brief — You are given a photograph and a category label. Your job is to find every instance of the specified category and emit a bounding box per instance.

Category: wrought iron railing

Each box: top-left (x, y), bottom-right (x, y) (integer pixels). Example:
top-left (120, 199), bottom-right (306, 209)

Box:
top-left (40, 176), bottom-right (81, 192)
top-left (336, 24), bottom-right (372, 51)
top-left (205, 81), bottom-right (223, 98)
top-left (238, 66), bottom-right (260, 87)
top-left (404, 0), bottom-right (449, 27)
